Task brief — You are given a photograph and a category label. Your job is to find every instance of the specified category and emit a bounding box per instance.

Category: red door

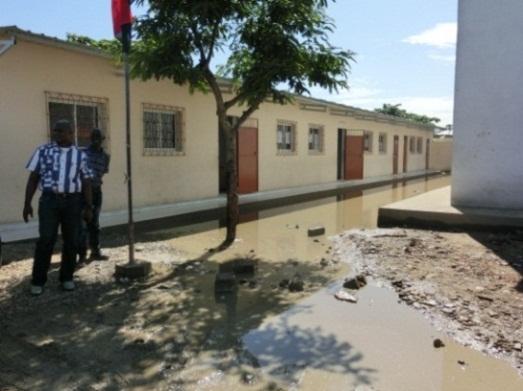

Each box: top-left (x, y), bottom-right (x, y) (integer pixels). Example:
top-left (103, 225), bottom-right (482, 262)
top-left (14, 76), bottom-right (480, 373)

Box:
top-left (237, 126), bottom-right (258, 193)
top-left (403, 136), bottom-right (408, 173)
top-left (393, 135), bottom-right (399, 174)
top-left (344, 135), bottom-right (364, 180)
top-left (425, 139), bottom-right (430, 170)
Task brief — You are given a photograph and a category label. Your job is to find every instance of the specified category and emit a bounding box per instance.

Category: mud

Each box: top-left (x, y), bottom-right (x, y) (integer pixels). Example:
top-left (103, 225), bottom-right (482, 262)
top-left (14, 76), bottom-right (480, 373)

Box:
top-left (2, 174), bottom-right (521, 390)
top-left (333, 228), bottom-right (523, 379)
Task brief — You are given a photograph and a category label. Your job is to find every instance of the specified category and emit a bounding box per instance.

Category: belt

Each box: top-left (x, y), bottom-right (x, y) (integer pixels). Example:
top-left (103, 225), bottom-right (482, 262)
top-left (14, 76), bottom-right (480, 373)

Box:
top-left (42, 191), bottom-right (81, 198)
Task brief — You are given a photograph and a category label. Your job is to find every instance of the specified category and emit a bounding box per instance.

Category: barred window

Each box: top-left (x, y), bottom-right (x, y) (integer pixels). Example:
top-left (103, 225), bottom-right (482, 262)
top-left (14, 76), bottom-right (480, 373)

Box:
top-left (46, 92), bottom-right (108, 148)
top-left (277, 121), bottom-right (296, 152)
top-left (308, 125), bottom-right (324, 153)
top-left (143, 104), bottom-right (183, 155)
top-left (417, 137), bottom-right (423, 153)
top-left (363, 131), bottom-right (373, 153)
top-left (378, 133), bottom-right (387, 154)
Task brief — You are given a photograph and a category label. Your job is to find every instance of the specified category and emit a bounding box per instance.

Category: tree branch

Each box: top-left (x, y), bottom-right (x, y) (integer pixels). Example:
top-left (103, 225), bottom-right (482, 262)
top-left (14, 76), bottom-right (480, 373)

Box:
top-left (206, 21), bottom-right (220, 64)
top-left (233, 100), bottom-right (262, 132)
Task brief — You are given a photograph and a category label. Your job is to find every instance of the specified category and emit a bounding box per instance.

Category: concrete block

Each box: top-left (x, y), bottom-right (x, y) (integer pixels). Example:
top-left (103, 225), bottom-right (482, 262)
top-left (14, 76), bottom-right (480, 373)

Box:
top-left (115, 260), bottom-right (152, 279)
top-left (308, 225), bottom-right (325, 237)
top-left (215, 272), bottom-right (237, 293)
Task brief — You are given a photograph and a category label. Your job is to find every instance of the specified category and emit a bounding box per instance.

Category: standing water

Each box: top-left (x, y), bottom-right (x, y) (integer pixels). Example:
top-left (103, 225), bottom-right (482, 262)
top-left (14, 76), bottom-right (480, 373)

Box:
top-left (135, 174), bottom-right (523, 390)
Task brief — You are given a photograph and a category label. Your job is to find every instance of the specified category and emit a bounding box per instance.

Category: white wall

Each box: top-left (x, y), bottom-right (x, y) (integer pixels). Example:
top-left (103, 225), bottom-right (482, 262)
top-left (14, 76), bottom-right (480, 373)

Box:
top-left (452, 0), bottom-right (523, 209)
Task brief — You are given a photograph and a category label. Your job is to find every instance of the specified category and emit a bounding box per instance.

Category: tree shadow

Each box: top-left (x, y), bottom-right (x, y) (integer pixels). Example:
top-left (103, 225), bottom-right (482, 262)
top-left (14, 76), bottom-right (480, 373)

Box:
top-left (0, 246), bottom-right (376, 390)
top-left (467, 230), bottom-right (523, 293)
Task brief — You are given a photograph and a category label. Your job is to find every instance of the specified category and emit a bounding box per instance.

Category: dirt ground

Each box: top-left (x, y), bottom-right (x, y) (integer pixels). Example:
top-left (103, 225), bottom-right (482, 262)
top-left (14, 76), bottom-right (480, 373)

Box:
top-left (333, 228), bottom-right (523, 376)
top-left (0, 227), bottom-right (345, 391)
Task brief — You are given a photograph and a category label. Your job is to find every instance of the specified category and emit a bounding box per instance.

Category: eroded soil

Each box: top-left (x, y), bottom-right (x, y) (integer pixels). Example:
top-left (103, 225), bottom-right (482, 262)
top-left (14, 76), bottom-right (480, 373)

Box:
top-left (333, 228), bottom-right (523, 376)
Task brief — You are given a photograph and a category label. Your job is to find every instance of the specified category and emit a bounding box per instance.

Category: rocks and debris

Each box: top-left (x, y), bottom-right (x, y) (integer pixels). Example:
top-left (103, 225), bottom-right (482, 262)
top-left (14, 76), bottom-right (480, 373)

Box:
top-left (334, 290), bottom-right (358, 303)
top-left (343, 274), bottom-right (367, 290)
top-left (433, 338), bottom-right (445, 348)
top-left (307, 225), bottom-right (325, 237)
top-left (288, 277), bottom-right (304, 292)
top-left (333, 228), bottom-right (523, 376)
top-left (241, 372), bottom-right (256, 385)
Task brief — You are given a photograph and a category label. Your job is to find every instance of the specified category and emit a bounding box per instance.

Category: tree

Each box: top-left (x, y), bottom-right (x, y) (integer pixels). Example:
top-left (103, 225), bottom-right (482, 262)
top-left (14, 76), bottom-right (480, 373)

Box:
top-left (97, 0), bottom-right (352, 247)
top-left (375, 103), bottom-right (440, 125)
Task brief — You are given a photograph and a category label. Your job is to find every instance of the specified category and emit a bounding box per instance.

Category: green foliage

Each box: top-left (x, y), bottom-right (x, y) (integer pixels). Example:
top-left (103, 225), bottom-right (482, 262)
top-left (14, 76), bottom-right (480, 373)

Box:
top-left (375, 103), bottom-right (440, 125)
top-left (132, 0), bottom-right (354, 116)
top-left (66, 33), bottom-right (122, 54)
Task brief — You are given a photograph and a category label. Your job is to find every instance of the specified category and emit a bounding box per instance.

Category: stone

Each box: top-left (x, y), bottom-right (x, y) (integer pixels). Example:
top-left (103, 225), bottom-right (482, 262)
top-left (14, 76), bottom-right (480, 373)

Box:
top-left (514, 343), bottom-right (522, 351)
top-left (320, 258), bottom-right (329, 267)
top-left (335, 290), bottom-right (358, 303)
top-left (279, 279), bottom-right (290, 289)
top-left (214, 272), bottom-right (237, 293)
top-left (343, 275), bottom-right (367, 290)
top-left (242, 372), bottom-right (256, 385)
top-left (433, 338), bottom-right (445, 348)
top-left (288, 279), bottom-right (304, 292)
top-left (308, 225), bottom-right (325, 237)
top-left (231, 259), bottom-right (256, 275)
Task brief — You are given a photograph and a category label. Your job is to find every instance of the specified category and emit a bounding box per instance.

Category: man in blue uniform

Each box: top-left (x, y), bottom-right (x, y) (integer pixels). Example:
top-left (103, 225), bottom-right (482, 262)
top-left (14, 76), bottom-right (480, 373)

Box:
top-left (78, 128), bottom-right (110, 262)
top-left (23, 120), bottom-right (93, 296)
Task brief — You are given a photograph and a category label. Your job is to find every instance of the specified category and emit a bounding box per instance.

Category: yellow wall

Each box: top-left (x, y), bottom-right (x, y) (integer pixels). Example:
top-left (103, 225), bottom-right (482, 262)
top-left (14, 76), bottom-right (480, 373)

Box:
top-left (0, 37), bottom-right (432, 224)
top-left (430, 138), bottom-right (453, 171)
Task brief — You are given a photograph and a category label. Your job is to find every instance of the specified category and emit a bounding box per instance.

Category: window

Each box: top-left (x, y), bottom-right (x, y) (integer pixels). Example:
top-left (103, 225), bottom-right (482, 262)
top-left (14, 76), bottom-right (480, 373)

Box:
top-left (277, 121), bottom-right (296, 153)
top-left (308, 125), bottom-right (324, 153)
top-left (378, 133), bottom-right (387, 154)
top-left (363, 131), bottom-right (373, 152)
top-left (46, 92), bottom-right (108, 148)
top-left (417, 137), bottom-right (423, 154)
top-left (143, 103), bottom-right (184, 155)
top-left (409, 136), bottom-right (416, 153)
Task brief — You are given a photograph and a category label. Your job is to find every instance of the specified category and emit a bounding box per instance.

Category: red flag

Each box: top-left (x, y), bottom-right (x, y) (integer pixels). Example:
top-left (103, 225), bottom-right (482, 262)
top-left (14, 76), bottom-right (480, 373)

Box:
top-left (112, 0), bottom-right (132, 39)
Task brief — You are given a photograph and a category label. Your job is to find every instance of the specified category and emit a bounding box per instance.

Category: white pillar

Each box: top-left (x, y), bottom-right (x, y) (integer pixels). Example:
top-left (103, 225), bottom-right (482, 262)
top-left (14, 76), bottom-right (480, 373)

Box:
top-left (452, 0), bottom-right (523, 209)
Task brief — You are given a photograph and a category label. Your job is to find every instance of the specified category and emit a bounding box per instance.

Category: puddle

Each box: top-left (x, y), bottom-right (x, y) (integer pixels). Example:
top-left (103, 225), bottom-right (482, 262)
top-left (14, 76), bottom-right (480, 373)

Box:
top-left (6, 174), bottom-right (522, 390)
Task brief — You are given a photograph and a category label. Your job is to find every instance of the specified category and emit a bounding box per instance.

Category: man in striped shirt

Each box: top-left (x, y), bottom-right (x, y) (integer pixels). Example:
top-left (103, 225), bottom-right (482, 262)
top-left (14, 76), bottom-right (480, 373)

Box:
top-left (23, 120), bottom-right (94, 296)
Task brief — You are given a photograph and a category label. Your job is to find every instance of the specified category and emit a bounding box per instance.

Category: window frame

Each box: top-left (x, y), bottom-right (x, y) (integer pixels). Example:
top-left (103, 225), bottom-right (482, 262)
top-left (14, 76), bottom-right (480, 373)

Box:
top-left (276, 120), bottom-right (297, 155)
top-left (308, 124), bottom-right (325, 154)
top-left (142, 103), bottom-right (185, 156)
top-left (363, 131), bottom-right (373, 153)
top-left (378, 132), bottom-right (388, 154)
top-left (45, 91), bottom-right (109, 150)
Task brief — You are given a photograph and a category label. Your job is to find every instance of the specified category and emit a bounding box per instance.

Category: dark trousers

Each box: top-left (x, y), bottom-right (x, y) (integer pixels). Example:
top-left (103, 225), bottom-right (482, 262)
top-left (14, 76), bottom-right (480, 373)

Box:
top-left (32, 192), bottom-right (82, 286)
top-left (79, 188), bottom-right (103, 257)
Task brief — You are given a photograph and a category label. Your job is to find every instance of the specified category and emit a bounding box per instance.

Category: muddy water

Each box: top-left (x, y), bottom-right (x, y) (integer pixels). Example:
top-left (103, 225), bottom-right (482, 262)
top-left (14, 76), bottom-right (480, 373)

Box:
top-left (138, 174), bottom-right (523, 390)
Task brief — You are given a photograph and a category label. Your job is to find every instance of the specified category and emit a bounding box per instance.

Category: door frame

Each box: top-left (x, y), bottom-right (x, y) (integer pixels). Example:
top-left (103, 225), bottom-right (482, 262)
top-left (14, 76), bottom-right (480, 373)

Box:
top-left (403, 135), bottom-right (408, 173)
top-left (393, 135), bottom-right (399, 175)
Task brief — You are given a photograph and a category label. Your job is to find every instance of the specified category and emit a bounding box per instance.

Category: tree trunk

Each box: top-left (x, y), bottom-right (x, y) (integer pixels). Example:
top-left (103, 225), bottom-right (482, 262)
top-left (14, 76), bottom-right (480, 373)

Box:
top-left (223, 125), bottom-right (238, 246)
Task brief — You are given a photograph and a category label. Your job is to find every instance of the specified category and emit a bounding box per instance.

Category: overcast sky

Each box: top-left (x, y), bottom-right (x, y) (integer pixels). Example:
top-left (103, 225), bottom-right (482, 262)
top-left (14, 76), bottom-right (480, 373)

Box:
top-left (0, 0), bottom-right (458, 125)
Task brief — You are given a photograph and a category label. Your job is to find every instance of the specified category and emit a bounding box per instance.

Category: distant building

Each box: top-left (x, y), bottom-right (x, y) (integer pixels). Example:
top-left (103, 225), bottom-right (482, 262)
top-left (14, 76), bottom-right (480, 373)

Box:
top-left (0, 26), bottom-right (434, 240)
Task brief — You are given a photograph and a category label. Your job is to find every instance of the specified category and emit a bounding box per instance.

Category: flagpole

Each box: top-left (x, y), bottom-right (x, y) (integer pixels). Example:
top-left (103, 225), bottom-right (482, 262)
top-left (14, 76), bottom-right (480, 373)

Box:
top-left (113, 0), bottom-right (150, 279)
top-left (124, 49), bottom-right (135, 265)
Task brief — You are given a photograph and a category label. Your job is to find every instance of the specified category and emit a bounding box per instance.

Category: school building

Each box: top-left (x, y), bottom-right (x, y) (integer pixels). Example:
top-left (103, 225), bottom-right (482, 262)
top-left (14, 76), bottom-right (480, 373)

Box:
top-left (0, 26), bottom-right (437, 241)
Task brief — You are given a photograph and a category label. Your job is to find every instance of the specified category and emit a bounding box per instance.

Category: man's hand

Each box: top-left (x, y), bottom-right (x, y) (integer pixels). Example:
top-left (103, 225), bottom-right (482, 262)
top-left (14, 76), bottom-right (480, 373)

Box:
top-left (23, 204), bottom-right (33, 223)
top-left (83, 207), bottom-right (93, 224)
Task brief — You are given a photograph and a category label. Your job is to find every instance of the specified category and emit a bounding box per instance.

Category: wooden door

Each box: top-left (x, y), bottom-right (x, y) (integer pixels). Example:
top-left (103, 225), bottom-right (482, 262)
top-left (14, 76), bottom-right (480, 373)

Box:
top-left (425, 139), bottom-right (430, 170)
top-left (344, 135), bottom-right (364, 180)
top-left (403, 136), bottom-right (408, 173)
top-left (237, 126), bottom-right (258, 194)
top-left (393, 135), bottom-right (399, 174)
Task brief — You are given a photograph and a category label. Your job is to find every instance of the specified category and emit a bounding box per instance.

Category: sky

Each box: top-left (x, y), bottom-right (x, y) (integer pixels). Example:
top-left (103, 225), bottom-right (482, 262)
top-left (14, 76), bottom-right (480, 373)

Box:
top-left (0, 0), bottom-right (458, 125)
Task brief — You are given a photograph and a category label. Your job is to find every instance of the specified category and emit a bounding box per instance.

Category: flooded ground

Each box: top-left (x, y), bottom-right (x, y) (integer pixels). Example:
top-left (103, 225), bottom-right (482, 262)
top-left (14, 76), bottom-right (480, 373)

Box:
top-left (1, 174), bottom-right (522, 390)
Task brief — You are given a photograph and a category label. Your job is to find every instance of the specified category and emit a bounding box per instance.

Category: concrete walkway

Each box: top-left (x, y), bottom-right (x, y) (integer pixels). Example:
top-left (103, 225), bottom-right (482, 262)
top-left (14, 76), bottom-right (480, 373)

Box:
top-left (378, 185), bottom-right (523, 229)
top-left (1, 169), bottom-right (439, 242)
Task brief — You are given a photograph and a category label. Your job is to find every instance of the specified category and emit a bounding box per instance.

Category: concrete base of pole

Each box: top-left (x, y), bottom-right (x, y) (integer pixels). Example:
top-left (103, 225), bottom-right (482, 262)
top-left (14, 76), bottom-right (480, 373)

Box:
top-left (115, 261), bottom-right (152, 279)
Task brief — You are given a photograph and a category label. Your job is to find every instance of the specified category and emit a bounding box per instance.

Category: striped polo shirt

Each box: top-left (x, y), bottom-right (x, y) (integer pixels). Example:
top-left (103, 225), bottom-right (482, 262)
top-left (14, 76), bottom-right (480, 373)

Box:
top-left (26, 142), bottom-right (93, 193)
